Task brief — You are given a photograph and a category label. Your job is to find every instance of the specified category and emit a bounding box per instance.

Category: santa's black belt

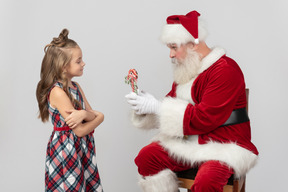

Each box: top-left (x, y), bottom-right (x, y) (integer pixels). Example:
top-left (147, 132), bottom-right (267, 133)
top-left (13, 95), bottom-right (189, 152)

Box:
top-left (220, 108), bottom-right (249, 127)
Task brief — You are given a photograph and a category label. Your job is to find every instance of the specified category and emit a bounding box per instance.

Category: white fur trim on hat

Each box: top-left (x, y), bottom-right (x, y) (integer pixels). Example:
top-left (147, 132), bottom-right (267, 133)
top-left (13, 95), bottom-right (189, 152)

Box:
top-left (138, 169), bottom-right (179, 192)
top-left (160, 21), bottom-right (208, 45)
top-left (159, 97), bottom-right (189, 137)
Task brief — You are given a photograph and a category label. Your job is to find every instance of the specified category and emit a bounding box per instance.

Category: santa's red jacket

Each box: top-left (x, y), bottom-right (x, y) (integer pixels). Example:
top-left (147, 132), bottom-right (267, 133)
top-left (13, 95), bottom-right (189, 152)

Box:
top-left (131, 47), bottom-right (258, 177)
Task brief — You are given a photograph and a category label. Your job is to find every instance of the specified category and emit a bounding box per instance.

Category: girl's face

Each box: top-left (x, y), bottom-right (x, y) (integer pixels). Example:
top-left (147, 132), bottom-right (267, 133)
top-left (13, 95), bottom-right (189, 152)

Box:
top-left (64, 47), bottom-right (85, 79)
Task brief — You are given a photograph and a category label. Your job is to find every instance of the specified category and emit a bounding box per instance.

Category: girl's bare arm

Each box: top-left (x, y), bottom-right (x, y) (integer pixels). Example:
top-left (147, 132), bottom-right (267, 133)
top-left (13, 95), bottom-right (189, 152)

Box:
top-left (50, 87), bottom-right (103, 137)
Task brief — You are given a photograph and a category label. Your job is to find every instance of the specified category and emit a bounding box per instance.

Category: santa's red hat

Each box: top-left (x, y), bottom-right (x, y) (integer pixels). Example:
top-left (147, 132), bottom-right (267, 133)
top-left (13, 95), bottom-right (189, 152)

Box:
top-left (160, 10), bottom-right (207, 45)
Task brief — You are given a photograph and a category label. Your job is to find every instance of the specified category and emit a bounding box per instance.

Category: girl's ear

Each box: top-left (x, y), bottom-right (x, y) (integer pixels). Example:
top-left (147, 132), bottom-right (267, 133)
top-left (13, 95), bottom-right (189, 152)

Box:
top-left (62, 65), bottom-right (68, 73)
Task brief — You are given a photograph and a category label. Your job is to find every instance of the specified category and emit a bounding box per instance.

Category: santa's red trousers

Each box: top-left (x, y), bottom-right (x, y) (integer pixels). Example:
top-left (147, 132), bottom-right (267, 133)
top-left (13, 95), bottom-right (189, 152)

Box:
top-left (135, 142), bottom-right (234, 192)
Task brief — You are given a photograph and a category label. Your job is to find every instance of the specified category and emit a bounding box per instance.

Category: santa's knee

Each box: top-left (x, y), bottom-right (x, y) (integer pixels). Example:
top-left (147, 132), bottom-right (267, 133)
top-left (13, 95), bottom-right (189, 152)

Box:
top-left (134, 146), bottom-right (151, 171)
top-left (134, 142), bottom-right (163, 176)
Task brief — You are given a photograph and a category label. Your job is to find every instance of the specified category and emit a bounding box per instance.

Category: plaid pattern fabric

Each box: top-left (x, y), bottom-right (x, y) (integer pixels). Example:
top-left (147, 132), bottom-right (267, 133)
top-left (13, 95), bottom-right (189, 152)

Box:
top-left (45, 82), bottom-right (103, 192)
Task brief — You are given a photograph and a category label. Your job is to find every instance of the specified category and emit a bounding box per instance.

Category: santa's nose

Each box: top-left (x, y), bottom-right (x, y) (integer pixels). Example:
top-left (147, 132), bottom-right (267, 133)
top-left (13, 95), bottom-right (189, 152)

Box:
top-left (170, 50), bottom-right (175, 58)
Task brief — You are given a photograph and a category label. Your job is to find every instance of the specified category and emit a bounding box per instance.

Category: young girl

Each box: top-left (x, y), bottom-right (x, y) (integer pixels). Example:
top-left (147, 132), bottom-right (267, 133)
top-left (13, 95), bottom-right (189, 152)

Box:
top-left (36, 29), bottom-right (104, 192)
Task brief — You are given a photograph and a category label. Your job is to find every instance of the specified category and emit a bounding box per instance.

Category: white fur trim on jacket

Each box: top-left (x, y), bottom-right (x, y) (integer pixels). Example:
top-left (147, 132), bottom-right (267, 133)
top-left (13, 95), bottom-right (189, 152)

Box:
top-left (160, 21), bottom-right (208, 46)
top-left (155, 135), bottom-right (258, 177)
top-left (131, 112), bottom-right (159, 130)
top-left (138, 169), bottom-right (178, 192)
top-left (176, 78), bottom-right (196, 104)
top-left (159, 97), bottom-right (189, 137)
top-left (198, 47), bottom-right (226, 74)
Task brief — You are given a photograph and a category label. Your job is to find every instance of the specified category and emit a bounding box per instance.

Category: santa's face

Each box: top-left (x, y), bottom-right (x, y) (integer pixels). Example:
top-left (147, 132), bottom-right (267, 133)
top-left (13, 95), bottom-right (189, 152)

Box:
top-left (168, 43), bottom-right (201, 84)
top-left (167, 43), bottom-right (187, 63)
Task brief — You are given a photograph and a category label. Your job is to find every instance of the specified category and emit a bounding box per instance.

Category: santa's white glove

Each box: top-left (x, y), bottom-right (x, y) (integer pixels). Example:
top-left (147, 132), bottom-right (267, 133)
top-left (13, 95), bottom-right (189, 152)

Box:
top-left (125, 90), bottom-right (161, 115)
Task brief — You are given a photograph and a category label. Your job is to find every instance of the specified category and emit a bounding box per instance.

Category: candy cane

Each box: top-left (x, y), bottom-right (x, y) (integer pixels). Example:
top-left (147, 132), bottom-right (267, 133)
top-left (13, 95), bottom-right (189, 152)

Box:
top-left (125, 69), bottom-right (138, 94)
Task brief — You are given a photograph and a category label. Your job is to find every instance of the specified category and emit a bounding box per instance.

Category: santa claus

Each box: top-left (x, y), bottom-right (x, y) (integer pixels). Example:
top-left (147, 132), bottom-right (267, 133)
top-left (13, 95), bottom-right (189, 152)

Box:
top-left (125, 10), bottom-right (258, 192)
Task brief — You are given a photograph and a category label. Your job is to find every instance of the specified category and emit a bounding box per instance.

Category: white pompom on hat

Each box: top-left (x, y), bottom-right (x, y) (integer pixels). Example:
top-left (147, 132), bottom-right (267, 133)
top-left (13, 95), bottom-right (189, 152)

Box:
top-left (160, 10), bottom-right (208, 45)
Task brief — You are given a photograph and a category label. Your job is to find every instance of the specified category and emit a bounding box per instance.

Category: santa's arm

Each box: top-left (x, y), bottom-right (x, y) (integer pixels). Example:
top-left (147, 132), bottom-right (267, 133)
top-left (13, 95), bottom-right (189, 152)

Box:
top-left (128, 84), bottom-right (178, 130)
top-left (158, 64), bottom-right (245, 137)
top-left (131, 112), bottom-right (159, 130)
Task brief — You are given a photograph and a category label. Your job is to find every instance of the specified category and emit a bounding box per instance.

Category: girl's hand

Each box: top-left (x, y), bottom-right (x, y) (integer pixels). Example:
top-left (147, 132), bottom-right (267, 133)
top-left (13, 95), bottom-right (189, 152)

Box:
top-left (65, 109), bottom-right (86, 129)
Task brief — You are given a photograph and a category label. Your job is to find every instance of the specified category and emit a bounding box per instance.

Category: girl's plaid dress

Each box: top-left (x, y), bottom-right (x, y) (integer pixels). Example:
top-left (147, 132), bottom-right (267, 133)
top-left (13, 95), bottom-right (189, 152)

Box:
top-left (45, 82), bottom-right (103, 192)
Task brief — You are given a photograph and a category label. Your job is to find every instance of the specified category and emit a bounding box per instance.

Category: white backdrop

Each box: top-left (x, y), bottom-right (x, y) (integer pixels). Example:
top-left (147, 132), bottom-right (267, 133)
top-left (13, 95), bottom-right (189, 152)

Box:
top-left (1, 0), bottom-right (287, 191)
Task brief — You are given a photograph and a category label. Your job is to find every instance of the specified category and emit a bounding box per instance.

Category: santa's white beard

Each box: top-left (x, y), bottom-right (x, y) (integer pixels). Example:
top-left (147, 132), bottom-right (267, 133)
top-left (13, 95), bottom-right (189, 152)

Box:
top-left (172, 49), bottom-right (201, 85)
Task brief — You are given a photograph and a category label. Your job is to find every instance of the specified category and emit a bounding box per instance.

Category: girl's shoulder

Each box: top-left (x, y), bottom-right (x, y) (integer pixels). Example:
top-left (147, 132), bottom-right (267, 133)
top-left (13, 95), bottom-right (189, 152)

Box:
top-left (48, 82), bottom-right (64, 99)
top-left (51, 81), bottom-right (63, 89)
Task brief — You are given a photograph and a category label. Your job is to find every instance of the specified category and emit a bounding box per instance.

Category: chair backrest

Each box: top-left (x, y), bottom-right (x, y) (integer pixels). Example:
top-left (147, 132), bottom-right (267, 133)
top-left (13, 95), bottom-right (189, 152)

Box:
top-left (245, 88), bottom-right (249, 112)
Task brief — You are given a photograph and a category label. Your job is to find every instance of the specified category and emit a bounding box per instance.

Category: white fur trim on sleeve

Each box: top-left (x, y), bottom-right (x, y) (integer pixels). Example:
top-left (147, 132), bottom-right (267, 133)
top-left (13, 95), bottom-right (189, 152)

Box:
top-left (131, 112), bottom-right (159, 130)
top-left (159, 97), bottom-right (189, 137)
top-left (138, 169), bottom-right (178, 192)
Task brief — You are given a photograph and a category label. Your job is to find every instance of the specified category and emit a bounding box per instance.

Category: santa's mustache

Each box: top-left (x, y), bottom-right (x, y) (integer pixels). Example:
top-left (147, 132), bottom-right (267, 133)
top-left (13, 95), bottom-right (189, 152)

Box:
top-left (172, 49), bottom-right (201, 84)
top-left (171, 58), bottom-right (177, 64)
top-left (171, 57), bottom-right (184, 65)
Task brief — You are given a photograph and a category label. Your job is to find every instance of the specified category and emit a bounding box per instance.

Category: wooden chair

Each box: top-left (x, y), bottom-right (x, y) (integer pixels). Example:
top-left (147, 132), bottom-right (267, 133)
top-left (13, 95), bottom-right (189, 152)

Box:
top-left (176, 89), bottom-right (249, 192)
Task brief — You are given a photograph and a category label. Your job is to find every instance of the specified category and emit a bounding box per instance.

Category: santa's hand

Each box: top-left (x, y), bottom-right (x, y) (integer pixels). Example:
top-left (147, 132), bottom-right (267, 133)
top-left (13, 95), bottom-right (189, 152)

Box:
top-left (125, 91), bottom-right (161, 115)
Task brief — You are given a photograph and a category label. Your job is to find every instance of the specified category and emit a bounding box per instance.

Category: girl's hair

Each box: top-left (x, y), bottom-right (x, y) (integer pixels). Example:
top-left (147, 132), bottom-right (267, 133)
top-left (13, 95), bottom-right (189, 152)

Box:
top-left (36, 29), bottom-right (82, 122)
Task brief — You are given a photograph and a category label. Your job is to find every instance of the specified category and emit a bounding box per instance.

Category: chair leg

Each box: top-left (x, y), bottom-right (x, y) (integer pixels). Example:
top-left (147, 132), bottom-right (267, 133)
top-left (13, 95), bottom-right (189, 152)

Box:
top-left (240, 180), bottom-right (245, 192)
